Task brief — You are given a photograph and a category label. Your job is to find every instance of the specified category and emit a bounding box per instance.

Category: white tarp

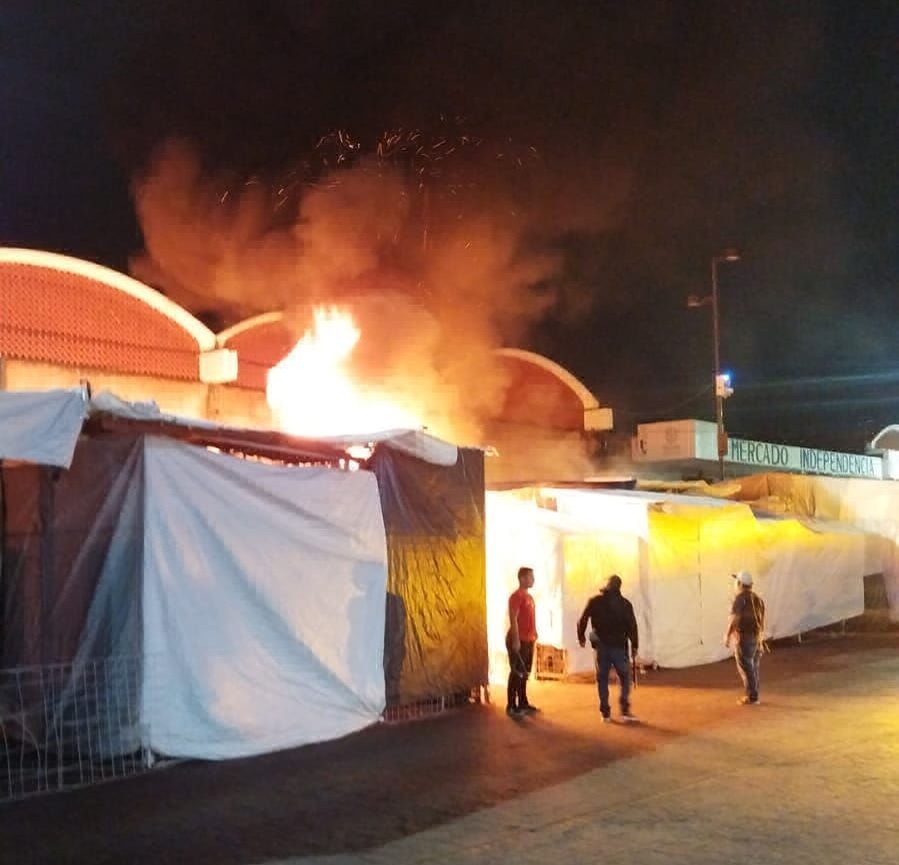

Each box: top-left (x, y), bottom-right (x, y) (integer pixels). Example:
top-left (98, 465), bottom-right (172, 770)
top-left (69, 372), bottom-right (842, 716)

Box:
top-left (757, 518), bottom-right (864, 638)
top-left (722, 473), bottom-right (899, 619)
top-left (141, 438), bottom-right (388, 759)
top-left (486, 491), bottom-right (653, 680)
top-left (486, 488), bottom-right (866, 674)
top-left (0, 387), bottom-right (458, 469)
top-left (89, 390), bottom-right (221, 428)
top-left (485, 495), bottom-right (565, 684)
top-left (321, 428), bottom-right (459, 466)
top-left (0, 388), bottom-right (86, 467)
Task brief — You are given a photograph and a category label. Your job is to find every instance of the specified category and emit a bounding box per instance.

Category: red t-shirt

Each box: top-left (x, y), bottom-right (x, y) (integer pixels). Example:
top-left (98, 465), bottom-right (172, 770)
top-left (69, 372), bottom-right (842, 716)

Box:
top-left (509, 588), bottom-right (537, 641)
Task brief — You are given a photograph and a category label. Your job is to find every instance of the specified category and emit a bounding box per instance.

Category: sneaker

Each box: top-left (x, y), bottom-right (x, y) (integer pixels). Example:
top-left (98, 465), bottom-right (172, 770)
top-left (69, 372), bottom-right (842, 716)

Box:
top-left (506, 705), bottom-right (525, 718)
top-left (601, 715), bottom-right (612, 724)
top-left (620, 713), bottom-right (639, 723)
top-left (520, 703), bottom-right (540, 714)
top-left (737, 697), bottom-right (760, 706)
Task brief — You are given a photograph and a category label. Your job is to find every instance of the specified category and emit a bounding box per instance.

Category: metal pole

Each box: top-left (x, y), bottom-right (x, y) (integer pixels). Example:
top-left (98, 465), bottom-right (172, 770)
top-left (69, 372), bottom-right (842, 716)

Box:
top-left (712, 257), bottom-right (725, 480)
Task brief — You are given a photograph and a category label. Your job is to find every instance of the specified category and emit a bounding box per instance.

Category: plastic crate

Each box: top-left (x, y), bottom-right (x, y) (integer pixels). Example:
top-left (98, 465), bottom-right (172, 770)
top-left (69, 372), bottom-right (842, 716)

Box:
top-left (535, 643), bottom-right (568, 680)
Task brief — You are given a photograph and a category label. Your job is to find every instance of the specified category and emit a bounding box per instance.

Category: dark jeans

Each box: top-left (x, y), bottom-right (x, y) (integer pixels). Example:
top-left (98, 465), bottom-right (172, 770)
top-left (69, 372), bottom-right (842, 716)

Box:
top-left (595, 642), bottom-right (631, 717)
top-left (735, 635), bottom-right (761, 701)
top-left (507, 639), bottom-right (535, 709)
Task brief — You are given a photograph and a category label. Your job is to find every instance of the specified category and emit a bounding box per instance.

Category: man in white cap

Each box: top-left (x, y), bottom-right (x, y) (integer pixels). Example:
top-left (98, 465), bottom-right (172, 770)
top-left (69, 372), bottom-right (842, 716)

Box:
top-left (724, 571), bottom-right (766, 705)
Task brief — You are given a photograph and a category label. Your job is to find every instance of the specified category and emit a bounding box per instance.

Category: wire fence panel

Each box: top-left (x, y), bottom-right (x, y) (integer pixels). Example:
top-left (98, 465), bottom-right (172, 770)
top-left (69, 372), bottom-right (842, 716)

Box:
top-left (1, 656), bottom-right (485, 800)
top-left (0, 657), bottom-right (153, 802)
top-left (382, 686), bottom-right (484, 723)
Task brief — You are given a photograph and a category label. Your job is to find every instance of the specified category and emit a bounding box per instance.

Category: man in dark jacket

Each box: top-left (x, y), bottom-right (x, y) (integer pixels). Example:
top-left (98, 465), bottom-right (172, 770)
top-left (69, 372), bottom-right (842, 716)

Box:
top-left (577, 574), bottom-right (639, 723)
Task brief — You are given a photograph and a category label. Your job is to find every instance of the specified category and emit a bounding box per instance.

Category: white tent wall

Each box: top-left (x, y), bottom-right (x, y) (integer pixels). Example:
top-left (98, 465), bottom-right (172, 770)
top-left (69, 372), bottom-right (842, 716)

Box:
top-left (551, 492), bottom-right (758, 668)
top-left (485, 494), bottom-right (564, 684)
top-left (626, 499), bottom-right (862, 667)
top-left (0, 387), bottom-right (86, 467)
top-left (644, 510), bottom-right (705, 667)
top-left (734, 473), bottom-right (899, 620)
top-left (140, 438), bottom-right (389, 760)
top-left (805, 477), bottom-right (899, 618)
top-left (486, 491), bottom-right (652, 679)
top-left (649, 503), bottom-right (763, 668)
top-left (758, 520), bottom-right (864, 638)
top-left (694, 508), bottom-right (762, 652)
top-left (559, 532), bottom-right (644, 674)
top-left (549, 490), bottom-right (652, 674)
top-left (486, 488), bottom-right (866, 677)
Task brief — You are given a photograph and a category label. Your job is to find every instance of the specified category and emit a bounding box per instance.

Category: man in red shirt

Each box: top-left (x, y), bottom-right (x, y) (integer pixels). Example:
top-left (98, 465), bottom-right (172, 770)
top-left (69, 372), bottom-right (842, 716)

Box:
top-left (506, 566), bottom-right (539, 718)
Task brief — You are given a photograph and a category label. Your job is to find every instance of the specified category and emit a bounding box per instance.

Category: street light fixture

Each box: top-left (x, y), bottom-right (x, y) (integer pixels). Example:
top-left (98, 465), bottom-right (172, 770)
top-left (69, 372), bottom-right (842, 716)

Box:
top-left (688, 249), bottom-right (741, 480)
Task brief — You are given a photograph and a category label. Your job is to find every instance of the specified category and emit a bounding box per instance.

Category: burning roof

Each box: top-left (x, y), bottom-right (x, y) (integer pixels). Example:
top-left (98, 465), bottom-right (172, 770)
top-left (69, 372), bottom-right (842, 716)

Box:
top-left (0, 388), bottom-right (460, 471)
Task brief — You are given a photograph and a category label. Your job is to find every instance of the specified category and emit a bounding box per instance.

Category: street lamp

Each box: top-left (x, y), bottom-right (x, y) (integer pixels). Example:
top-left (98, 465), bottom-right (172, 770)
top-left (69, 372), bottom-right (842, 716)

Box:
top-left (687, 249), bottom-right (741, 480)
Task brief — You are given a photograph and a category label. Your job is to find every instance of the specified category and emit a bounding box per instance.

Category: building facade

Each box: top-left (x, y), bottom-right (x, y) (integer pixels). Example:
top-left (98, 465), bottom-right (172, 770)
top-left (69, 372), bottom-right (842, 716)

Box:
top-left (632, 418), bottom-right (894, 481)
top-left (1, 248), bottom-right (613, 481)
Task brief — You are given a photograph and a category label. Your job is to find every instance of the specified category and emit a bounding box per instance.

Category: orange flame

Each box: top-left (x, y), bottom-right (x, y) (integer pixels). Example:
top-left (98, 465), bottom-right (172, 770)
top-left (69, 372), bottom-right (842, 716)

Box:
top-left (267, 307), bottom-right (424, 438)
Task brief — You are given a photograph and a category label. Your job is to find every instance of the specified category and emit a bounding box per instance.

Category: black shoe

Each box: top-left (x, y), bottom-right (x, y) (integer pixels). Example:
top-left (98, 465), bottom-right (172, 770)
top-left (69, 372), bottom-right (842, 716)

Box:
top-left (506, 705), bottom-right (524, 719)
top-left (520, 703), bottom-right (540, 714)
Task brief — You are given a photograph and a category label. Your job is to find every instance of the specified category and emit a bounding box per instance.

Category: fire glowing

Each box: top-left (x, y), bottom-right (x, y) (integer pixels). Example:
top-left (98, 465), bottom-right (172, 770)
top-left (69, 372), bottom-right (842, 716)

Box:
top-left (267, 307), bottom-right (423, 438)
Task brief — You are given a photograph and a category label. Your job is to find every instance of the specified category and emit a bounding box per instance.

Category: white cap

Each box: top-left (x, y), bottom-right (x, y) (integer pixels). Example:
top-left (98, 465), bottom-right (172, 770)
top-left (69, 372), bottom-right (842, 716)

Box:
top-left (733, 571), bottom-right (753, 586)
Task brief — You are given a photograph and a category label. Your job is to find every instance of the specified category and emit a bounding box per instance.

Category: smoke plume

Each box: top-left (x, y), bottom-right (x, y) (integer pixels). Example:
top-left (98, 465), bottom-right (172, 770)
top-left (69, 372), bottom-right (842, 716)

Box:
top-left (129, 133), bottom-right (623, 444)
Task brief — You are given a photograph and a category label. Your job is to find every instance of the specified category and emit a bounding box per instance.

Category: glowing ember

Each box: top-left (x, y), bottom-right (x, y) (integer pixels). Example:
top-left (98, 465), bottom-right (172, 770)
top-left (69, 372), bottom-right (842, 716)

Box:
top-left (267, 307), bottom-right (423, 438)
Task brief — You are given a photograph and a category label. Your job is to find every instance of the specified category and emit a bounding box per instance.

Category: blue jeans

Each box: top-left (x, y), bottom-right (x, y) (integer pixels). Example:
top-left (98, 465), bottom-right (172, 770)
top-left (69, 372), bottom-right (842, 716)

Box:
top-left (735, 636), bottom-right (761, 701)
top-left (595, 643), bottom-right (631, 717)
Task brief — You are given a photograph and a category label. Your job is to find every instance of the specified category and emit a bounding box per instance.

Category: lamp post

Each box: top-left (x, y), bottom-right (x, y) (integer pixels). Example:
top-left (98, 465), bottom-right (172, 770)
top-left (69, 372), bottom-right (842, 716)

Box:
top-left (688, 249), bottom-right (740, 480)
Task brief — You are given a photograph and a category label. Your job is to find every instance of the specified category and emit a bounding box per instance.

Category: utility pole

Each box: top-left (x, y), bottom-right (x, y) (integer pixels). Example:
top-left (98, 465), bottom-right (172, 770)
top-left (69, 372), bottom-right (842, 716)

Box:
top-left (689, 250), bottom-right (740, 481)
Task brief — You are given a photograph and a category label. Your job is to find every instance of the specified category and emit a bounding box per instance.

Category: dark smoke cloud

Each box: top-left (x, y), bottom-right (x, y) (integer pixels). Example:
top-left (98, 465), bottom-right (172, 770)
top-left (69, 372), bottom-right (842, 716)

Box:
top-left (128, 134), bottom-right (615, 441)
top-left (105, 0), bottom-right (899, 450)
top-left (114, 1), bottom-right (637, 443)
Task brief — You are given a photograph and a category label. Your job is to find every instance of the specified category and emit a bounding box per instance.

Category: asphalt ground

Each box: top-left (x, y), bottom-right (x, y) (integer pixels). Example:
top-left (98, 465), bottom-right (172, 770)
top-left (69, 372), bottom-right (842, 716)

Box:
top-left (1, 633), bottom-right (896, 865)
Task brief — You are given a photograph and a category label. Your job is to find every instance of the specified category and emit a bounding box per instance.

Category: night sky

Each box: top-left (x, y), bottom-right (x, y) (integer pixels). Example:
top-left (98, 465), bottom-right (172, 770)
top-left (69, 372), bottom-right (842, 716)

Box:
top-left (2, 1), bottom-right (897, 451)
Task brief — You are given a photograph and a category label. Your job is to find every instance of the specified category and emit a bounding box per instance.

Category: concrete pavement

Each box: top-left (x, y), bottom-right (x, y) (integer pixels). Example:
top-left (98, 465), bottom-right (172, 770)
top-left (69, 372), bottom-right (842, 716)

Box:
top-left (265, 649), bottom-right (899, 865)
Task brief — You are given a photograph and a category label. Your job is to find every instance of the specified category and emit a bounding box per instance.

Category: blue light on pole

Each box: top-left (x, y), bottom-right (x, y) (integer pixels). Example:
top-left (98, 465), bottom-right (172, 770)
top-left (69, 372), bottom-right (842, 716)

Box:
top-left (716, 371), bottom-right (734, 398)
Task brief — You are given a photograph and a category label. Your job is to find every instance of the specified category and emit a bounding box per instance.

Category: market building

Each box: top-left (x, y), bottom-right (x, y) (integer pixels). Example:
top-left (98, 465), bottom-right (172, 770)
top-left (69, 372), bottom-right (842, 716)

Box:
top-left (632, 418), bottom-right (894, 481)
top-left (0, 248), bottom-right (614, 483)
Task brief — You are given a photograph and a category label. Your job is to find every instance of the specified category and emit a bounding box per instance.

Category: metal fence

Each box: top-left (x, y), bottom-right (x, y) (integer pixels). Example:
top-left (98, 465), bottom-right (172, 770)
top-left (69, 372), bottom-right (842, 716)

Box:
top-left (0, 657), bottom-right (153, 802)
top-left (382, 686), bottom-right (486, 723)
top-left (0, 656), bottom-right (485, 802)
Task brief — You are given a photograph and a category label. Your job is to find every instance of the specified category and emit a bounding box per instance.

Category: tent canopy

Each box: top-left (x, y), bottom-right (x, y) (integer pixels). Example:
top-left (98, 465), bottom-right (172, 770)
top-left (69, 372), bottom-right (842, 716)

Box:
top-left (0, 387), bottom-right (459, 469)
top-left (2, 430), bottom-right (389, 759)
top-left (712, 472), bottom-right (899, 620)
top-left (1, 388), bottom-right (486, 762)
top-left (487, 486), bottom-right (866, 675)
